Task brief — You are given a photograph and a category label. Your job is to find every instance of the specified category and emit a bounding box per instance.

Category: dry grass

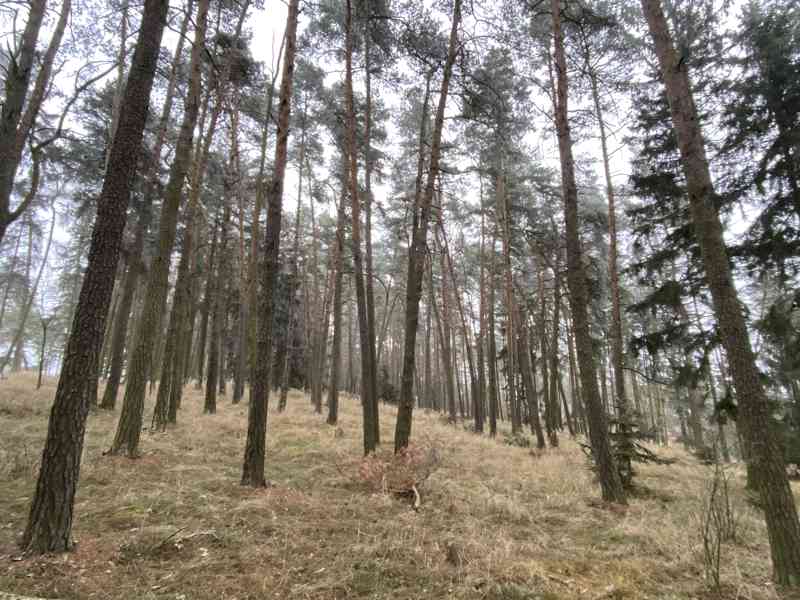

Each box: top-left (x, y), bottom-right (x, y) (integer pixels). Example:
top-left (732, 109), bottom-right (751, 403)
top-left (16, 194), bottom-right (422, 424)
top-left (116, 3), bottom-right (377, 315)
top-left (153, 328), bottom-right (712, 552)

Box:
top-left (0, 372), bottom-right (795, 599)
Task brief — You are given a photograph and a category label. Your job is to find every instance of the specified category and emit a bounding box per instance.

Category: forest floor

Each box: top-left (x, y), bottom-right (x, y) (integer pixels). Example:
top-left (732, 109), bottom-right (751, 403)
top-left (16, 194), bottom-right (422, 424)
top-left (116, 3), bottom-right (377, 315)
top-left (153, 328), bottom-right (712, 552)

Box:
top-left (0, 373), bottom-right (796, 600)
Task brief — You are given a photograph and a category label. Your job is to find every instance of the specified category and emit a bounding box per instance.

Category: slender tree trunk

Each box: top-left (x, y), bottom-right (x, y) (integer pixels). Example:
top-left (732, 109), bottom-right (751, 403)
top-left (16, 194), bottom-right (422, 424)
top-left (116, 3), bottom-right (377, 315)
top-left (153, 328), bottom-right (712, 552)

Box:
top-left (0, 0), bottom-right (50, 243)
top-left (206, 205), bottom-right (231, 414)
top-left (327, 193), bottom-right (346, 425)
top-left (435, 244), bottom-right (457, 424)
top-left (424, 279), bottom-right (434, 409)
top-left (21, 0), bottom-right (167, 552)
top-left (1, 208), bottom-right (55, 374)
top-left (0, 225), bottom-right (24, 333)
top-left (551, 0), bottom-right (625, 503)
top-left (37, 318), bottom-right (50, 389)
top-left (394, 0), bottom-right (462, 451)
top-left (362, 12), bottom-right (380, 446)
top-left (642, 0), bottom-right (800, 581)
top-left (487, 231), bottom-right (499, 437)
top-left (496, 167), bottom-right (522, 435)
top-left (241, 0), bottom-right (299, 487)
top-left (110, 0), bottom-right (209, 457)
top-left (548, 261), bottom-right (563, 442)
top-left (196, 221), bottom-right (217, 389)
top-left (279, 180), bottom-right (304, 412)
top-left (475, 189), bottom-right (488, 433)
top-left (344, 0), bottom-right (378, 453)
top-left (439, 223), bottom-right (479, 430)
top-left (247, 31), bottom-right (284, 386)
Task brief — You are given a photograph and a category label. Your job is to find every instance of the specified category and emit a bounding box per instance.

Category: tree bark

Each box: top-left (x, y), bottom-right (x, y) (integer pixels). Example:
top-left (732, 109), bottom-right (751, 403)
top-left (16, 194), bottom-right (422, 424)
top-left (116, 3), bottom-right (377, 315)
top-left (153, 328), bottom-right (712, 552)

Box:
top-left (100, 0), bottom-right (193, 411)
top-left (21, 0), bottom-right (167, 553)
top-left (109, 0), bottom-right (209, 457)
top-left (241, 0), bottom-right (299, 487)
top-left (327, 192), bottom-right (346, 425)
top-left (205, 204), bottom-right (231, 414)
top-left (362, 10), bottom-right (380, 446)
top-left (641, 0), bottom-right (800, 581)
top-left (551, 0), bottom-right (625, 503)
top-left (394, 0), bottom-right (462, 451)
top-left (344, 0), bottom-right (378, 453)
top-left (0, 0), bottom-right (57, 244)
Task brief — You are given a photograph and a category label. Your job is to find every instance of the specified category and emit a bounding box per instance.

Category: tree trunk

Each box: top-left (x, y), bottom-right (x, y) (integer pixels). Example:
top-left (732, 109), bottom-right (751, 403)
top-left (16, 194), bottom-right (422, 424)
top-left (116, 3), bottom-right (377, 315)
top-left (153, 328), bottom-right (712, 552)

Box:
top-left (21, 0), bottom-right (167, 553)
top-left (394, 0), bottom-right (462, 451)
top-left (344, 0), bottom-right (378, 453)
top-left (487, 230), bottom-right (499, 437)
top-left (100, 0), bottom-right (192, 410)
top-left (0, 225), bottom-right (24, 333)
top-left (550, 0), bottom-right (625, 504)
top-left (241, 0), bottom-right (299, 487)
top-left (205, 204), bottom-right (231, 414)
top-left (327, 193), bottom-right (346, 425)
top-left (196, 221), bottom-right (217, 389)
top-left (362, 12), bottom-right (380, 447)
top-left (37, 318), bottom-right (50, 389)
top-left (641, 0), bottom-right (800, 581)
top-left (0, 207), bottom-right (55, 374)
top-left (0, 0), bottom-right (50, 244)
top-left (109, 0), bottom-right (209, 457)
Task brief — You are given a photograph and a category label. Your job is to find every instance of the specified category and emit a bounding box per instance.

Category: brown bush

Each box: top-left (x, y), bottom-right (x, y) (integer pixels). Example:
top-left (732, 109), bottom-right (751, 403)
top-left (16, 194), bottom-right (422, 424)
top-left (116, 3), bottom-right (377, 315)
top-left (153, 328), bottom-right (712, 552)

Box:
top-left (356, 442), bottom-right (442, 507)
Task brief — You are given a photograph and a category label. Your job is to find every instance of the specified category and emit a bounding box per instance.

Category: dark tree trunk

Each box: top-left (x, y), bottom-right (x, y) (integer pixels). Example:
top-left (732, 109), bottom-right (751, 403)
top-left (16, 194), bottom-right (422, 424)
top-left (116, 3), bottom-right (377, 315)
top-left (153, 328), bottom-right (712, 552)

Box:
top-left (362, 13), bottom-right (380, 447)
top-left (642, 0), bottom-right (800, 582)
top-left (205, 206), bottom-right (230, 414)
top-left (100, 1), bottom-right (192, 410)
top-left (21, 0), bottom-right (167, 553)
top-left (241, 0), bottom-right (299, 487)
top-left (327, 193), bottom-right (346, 426)
top-left (110, 0), bottom-right (209, 457)
top-left (487, 231), bottom-right (499, 437)
top-left (551, 0), bottom-right (625, 504)
top-left (344, 0), bottom-right (378, 454)
top-left (37, 318), bottom-right (50, 389)
top-left (0, 0), bottom-right (47, 245)
top-left (394, 0), bottom-right (462, 451)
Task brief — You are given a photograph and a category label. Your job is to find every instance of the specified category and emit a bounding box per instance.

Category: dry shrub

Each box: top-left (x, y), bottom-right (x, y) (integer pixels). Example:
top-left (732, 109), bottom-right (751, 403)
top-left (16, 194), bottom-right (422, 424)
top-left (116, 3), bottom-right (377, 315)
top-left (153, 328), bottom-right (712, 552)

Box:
top-left (356, 441), bottom-right (442, 506)
top-left (697, 459), bottom-right (738, 589)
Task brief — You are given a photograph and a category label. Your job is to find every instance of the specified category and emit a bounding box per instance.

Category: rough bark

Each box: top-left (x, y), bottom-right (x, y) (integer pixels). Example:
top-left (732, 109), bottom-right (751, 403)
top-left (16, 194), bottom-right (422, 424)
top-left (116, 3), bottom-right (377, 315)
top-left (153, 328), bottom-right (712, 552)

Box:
top-left (641, 0), bottom-right (800, 582)
top-left (362, 11), bottom-right (380, 446)
top-left (551, 0), bottom-right (625, 504)
top-left (241, 0), bottom-right (299, 487)
top-left (394, 0), bottom-right (462, 451)
top-left (110, 0), bottom-right (209, 457)
top-left (0, 0), bottom-right (57, 244)
top-left (205, 205), bottom-right (231, 414)
top-left (327, 193), bottom-right (346, 426)
top-left (21, 0), bottom-right (167, 553)
top-left (344, 0), bottom-right (378, 453)
top-left (100, 0), bottom-right (193, 411)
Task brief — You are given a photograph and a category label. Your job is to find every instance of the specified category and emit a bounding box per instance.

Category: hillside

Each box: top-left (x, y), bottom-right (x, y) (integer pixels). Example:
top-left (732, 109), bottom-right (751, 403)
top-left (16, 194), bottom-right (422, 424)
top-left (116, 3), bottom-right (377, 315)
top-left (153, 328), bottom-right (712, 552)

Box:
top-left (0, 374), bottom-right (788, 599)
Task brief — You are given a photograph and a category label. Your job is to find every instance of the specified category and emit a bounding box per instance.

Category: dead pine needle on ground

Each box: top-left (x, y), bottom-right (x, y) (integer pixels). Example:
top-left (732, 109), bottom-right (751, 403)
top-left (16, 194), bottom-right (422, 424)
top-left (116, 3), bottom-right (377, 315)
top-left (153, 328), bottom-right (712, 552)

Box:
top-left (0, 373), bottom-right (793, 599)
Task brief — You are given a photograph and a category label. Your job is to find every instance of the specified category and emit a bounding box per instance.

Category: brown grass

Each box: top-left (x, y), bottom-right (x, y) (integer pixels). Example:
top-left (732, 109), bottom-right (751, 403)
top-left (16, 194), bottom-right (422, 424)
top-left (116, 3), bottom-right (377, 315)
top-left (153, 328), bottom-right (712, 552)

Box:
top-left (0, 372), bottom-right (794, 599)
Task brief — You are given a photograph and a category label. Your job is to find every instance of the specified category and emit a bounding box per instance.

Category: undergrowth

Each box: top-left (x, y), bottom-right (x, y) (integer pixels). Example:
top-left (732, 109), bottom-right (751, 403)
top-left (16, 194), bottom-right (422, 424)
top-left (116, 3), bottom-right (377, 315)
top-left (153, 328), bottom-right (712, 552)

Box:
top-left (0, 372), bottom-right (789, 600)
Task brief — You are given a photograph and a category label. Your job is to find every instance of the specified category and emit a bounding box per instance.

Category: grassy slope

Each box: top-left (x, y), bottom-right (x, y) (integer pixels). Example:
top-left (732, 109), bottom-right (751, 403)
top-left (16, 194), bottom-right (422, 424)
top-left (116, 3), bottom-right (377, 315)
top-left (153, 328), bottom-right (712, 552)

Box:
top-left (0, 373), bottom-right (790, 599)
